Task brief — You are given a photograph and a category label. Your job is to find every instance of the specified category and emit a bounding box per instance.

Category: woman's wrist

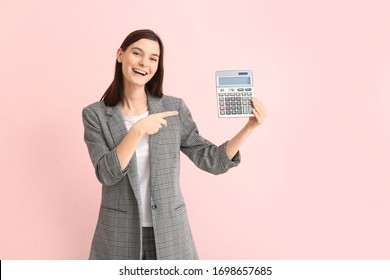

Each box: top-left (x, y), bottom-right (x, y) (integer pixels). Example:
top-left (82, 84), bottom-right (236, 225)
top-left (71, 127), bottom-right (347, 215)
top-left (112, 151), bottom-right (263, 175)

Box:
top-left (244, 121), bottom-right (257, 132)
top-left (130, 122), bottom-right (144, 137)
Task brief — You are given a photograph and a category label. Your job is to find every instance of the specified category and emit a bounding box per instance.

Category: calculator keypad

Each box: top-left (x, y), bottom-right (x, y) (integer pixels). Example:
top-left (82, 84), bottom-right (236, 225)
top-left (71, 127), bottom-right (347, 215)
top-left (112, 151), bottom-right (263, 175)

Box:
top-left (217, 87), bottom-right (254, 117)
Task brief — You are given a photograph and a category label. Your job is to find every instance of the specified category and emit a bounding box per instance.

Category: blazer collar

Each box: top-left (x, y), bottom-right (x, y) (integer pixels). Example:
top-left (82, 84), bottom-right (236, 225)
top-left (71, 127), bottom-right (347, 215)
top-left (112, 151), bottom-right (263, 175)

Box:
top-left (106, 91), bottom-right (163, 116)
top-left (147, 92), bottom-right (164, 114)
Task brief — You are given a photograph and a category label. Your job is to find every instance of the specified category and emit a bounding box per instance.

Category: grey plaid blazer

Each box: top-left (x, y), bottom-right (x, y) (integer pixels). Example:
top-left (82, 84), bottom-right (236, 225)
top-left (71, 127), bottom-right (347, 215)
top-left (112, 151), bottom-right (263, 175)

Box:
top-left (82, 93), bottom-right (240, 260)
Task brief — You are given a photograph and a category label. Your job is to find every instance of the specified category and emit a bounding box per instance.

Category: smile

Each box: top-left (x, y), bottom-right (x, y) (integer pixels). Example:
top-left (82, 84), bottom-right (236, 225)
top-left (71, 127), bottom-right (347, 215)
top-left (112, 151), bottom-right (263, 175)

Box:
top-left (132, 68), bottom-right (147, 76)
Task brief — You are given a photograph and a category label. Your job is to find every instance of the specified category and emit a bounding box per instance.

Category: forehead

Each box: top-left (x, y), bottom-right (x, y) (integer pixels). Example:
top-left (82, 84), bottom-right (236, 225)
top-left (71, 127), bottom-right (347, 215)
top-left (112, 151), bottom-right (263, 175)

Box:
top-left (129, 38), bottom-right (160, 55)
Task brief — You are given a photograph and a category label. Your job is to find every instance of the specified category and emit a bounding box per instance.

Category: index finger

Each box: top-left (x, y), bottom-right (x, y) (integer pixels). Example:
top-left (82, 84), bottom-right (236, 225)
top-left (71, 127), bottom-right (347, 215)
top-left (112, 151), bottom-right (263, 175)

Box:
top-left (158, 111), bottom-right (179, 119)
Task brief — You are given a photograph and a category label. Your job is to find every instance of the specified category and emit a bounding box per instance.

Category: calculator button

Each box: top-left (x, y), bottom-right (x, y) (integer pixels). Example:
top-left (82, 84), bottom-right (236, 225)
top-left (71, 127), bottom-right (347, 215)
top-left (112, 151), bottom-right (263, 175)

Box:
top-left (227, 110), bottom-right (231, 115)
top-left (245, 88), bottom-right (252, 91)
top-left (243, 107), bottom-right (248, 114)
top-left (219, 97), bottom-right (224, 101)
top-left (236, 97), bottom-right (241, 101)
top-left (220, 101), bottom-right (224, 106)
top-left (230, 93), bottom-right (235, 96)
top-left (220, 109), bottom-right (225, 115)
top-left (248, 92), bottom-right (253, 96)
top-left (237, 88), bottom-right (244, 91)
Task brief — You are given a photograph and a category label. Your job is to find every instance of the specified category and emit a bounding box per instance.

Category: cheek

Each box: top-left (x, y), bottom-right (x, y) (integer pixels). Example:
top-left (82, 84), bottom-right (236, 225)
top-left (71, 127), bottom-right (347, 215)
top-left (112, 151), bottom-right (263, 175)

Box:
top-left (121, 64), bottom-right (134, 82)
top-left (151, 64), bottom-right (158, 74)
top-left (122, 63), bottom-right (132, 76)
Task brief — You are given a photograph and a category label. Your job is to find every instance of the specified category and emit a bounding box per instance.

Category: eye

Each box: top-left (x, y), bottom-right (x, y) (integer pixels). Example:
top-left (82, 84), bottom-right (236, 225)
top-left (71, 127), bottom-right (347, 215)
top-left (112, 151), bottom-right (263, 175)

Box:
top-left (133, 51), bottom-right (140, 56)
top-left (150, 57), bottom-right (158, 62)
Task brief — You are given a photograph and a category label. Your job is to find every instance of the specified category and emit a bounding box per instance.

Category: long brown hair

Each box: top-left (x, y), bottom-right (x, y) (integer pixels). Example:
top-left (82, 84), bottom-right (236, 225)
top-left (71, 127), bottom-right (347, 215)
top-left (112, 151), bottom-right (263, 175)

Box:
top-left (101, 29), bottom-right (164, 106)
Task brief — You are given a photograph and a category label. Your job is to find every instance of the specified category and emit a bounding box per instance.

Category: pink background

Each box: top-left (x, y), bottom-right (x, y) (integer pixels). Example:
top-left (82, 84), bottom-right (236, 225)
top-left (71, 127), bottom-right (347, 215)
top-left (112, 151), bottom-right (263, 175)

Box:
top-left (1, 0), bottom-right (390, 259)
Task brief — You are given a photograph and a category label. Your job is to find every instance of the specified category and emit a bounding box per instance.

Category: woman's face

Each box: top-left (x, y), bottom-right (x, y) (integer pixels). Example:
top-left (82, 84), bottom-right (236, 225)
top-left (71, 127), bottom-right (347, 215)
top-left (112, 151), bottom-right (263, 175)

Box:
top-left (117, 38), bottom-right (160, 88)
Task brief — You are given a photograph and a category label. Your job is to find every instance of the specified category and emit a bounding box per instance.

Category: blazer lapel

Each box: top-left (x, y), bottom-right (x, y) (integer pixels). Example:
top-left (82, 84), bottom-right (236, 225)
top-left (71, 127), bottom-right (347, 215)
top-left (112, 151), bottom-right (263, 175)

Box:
top-left (148, 94), bottom-right (164, 186)
top-left (107, 104), bottom-right (141, 203)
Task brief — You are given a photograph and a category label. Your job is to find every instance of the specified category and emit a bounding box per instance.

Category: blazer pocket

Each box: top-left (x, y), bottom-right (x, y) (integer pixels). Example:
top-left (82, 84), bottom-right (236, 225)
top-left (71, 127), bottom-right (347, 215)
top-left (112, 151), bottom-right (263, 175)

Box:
top-left (174, 203), bottom-right (186, 212)
top-left (101, 205), bottom-right (127, 214)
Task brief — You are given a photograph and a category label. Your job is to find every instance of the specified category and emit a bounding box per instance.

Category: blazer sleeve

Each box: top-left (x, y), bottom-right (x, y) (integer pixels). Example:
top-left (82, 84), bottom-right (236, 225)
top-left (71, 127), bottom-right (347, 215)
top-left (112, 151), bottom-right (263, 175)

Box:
top-left (178, 99), bottom-right (240, 175)
top-left (82, 106), bottom-right (126, 186)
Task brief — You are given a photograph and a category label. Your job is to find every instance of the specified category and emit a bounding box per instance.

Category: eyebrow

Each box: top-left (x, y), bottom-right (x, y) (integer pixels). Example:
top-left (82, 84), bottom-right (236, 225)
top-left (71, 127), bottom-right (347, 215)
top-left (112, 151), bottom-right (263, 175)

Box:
top-left (131, 47), bottom-right (159, 57)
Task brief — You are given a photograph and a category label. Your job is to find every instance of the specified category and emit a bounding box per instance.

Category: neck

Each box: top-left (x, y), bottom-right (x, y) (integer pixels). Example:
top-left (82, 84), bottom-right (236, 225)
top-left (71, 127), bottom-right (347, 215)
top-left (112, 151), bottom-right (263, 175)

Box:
top-left (121, 84), bottom-right (148, 116)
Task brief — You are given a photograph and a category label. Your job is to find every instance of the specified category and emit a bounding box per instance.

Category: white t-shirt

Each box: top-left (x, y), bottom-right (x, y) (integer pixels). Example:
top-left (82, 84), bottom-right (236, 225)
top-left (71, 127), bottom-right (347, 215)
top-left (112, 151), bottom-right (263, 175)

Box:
top-left (122, 111), bottom-right (153, 227)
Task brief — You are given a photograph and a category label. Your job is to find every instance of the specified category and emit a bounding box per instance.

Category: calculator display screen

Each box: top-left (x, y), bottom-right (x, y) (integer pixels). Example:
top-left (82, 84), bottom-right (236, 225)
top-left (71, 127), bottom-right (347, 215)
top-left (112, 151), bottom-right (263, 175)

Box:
top-left (218, 76), bottom-right (251, 86)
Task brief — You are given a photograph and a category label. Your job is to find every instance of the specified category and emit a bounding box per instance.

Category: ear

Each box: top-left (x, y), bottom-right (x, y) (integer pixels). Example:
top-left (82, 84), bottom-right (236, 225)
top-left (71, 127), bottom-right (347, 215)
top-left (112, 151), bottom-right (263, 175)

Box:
top-left (117, 48), bottom-right (123, 63)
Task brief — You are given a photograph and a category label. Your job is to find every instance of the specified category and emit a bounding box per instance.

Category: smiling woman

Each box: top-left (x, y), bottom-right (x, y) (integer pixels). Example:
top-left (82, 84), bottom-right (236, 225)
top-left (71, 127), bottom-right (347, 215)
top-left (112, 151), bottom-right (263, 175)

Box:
top-left (100, 30), bottom-right (165, 106)
top-left (82, 29), bottom-right (267, 260)
top-left (117, 39), bottom-right (160, 89)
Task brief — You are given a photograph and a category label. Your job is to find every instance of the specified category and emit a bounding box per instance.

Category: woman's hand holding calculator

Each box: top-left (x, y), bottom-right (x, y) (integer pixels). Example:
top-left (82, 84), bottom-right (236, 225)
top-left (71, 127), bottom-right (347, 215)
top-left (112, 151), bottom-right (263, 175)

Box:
top-left (225, 97), bottom-right (267, 160)
top-left (217, 70), bottom-right (267, 159)
top-left (247, 97), bottom-right (267, 128)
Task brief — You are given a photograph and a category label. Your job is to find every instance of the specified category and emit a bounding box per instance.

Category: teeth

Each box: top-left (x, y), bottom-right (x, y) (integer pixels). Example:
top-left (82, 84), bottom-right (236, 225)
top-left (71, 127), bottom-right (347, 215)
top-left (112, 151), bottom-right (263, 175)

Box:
top-left (133, 69), bottom-right (147, 76)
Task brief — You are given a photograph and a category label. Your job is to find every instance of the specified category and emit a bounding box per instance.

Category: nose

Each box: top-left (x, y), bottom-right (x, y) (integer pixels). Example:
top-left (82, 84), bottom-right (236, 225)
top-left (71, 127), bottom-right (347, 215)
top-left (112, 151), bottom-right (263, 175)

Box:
top-left (139, 57), bottom-right (148, 67)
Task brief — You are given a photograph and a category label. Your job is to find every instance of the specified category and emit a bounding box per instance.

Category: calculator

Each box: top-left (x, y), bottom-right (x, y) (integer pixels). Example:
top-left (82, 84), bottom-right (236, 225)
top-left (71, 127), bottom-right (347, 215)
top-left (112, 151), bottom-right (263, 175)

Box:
top-left (216, 70), bottom-right (254, 118)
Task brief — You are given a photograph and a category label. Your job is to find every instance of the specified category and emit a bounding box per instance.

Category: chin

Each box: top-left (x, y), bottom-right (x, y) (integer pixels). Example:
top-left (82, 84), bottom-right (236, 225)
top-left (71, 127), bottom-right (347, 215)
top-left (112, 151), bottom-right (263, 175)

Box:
top-left (125, 77), bottom-right (147, 87)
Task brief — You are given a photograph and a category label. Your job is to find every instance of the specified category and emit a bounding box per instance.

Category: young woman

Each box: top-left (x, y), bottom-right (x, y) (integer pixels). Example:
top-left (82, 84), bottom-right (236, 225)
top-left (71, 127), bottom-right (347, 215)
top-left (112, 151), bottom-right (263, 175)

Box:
top-left (82, 29), bottom-right (267, 260)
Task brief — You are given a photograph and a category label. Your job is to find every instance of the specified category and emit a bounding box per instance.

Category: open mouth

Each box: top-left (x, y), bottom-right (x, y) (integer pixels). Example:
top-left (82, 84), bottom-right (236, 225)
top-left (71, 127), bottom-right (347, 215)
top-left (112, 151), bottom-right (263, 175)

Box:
top-left (132, 68), bottom-right (147, 76)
